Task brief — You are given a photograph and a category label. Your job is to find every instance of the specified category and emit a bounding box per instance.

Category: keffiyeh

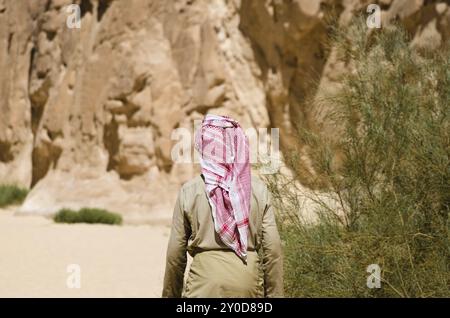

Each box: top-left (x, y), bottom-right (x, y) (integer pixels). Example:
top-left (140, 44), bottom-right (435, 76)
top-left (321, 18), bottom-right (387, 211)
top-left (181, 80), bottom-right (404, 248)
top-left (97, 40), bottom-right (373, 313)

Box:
top-left (194, 114), bottom-right (251, 260)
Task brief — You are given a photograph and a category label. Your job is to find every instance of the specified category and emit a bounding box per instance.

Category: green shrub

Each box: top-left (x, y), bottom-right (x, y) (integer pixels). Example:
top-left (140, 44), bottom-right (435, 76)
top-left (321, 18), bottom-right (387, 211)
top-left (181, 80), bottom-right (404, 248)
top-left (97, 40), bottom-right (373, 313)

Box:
top-left (267, 19), bottom-right (449, 297)
top-left (53, 208), bottom-right (123, 225)
top-left (0, 185), bottom-right (29, 207)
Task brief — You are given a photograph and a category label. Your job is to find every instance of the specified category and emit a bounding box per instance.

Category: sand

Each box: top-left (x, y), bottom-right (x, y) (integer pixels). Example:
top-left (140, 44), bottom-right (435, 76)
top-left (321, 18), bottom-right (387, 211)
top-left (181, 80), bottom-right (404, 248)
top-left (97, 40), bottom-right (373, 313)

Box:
top-left (0, 207), bottom-right (172, 297)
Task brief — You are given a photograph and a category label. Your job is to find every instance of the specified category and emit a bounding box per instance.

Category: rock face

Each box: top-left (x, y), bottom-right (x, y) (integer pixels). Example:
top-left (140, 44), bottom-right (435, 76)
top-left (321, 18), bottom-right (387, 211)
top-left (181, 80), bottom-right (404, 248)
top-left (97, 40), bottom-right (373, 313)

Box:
top-left (0, 0), bottom-right (448, 223)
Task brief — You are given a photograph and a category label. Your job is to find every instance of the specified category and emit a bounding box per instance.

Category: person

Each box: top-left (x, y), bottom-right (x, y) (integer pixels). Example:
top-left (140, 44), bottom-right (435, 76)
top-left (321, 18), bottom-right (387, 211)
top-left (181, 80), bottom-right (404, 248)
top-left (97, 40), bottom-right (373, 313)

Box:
top-left (162, 114), bottom-right (283, 298)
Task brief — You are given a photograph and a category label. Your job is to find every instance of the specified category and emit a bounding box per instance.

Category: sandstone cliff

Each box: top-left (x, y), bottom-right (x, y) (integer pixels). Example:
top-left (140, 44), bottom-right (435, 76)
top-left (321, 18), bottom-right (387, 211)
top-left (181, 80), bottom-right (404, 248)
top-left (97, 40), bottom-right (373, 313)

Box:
top-left (0, 0), bottom-right (448, 223)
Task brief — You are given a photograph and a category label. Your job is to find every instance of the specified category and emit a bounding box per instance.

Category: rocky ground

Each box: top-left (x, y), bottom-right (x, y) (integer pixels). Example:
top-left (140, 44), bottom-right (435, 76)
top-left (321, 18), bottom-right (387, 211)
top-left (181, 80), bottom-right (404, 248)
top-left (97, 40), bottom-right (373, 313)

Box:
top-left (0, 207), bottom-right (171, 297)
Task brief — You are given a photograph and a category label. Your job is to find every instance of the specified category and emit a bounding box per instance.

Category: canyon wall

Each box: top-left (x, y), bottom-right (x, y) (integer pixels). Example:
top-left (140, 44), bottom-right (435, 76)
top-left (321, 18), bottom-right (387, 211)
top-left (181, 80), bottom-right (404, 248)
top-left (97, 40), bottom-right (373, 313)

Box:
top-left (0, 0), bottom-right (448, 223)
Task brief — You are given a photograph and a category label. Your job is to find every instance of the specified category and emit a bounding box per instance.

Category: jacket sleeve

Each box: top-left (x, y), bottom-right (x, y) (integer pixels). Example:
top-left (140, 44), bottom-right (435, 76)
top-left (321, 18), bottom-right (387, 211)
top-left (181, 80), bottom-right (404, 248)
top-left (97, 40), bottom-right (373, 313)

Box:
top-left (261, 188), bottom-right (284, 297)
top-left (162, 188), bottom-right (190, 298)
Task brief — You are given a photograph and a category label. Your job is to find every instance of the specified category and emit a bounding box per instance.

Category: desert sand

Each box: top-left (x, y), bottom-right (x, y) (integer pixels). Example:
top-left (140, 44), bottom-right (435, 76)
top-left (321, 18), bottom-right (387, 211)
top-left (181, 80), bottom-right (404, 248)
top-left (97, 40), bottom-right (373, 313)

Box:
top-left (0, 207), bottom-right (173, 297)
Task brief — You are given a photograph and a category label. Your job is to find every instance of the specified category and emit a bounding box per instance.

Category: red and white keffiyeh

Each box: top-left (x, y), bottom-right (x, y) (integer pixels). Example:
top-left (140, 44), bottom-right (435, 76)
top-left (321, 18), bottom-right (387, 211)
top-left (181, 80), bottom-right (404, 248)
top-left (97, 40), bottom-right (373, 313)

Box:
top-left (194, 114), bottom-right (251, 260)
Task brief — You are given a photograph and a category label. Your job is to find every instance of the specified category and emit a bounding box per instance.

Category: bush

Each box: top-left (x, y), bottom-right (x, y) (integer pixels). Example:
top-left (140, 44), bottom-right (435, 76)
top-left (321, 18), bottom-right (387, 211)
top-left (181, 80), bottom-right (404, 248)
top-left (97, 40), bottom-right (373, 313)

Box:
top-left (0, 185), bottom-right (29, 207)
top-left (268, 19), bottom-right (449, 297)
top-left (53, 208), bottom-right (123, 225)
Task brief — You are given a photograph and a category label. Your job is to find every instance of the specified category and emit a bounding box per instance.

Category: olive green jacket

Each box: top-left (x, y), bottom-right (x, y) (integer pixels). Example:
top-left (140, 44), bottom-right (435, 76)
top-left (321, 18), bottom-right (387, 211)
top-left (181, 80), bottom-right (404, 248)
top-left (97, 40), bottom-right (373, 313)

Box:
top-left (162, 175), bottom-right (283, 298)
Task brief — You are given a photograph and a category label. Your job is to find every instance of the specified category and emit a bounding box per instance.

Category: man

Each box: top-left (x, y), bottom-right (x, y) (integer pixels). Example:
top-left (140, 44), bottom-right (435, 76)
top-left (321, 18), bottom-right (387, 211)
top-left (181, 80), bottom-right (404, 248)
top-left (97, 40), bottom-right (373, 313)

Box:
top-left (162, 114), bottom-right (283, 298)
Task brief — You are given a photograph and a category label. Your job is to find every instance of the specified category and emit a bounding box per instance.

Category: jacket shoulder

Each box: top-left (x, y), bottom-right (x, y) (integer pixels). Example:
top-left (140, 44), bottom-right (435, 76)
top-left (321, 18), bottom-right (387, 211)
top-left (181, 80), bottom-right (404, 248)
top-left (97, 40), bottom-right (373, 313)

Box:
top-left (180, 174), bottom-right (269, 198)
top-left (179, 175), bottom-right (205, 201)
top-left (251, 176), bottom-right (268, 194)
top-left (181, 175), bottom-right (204, 191)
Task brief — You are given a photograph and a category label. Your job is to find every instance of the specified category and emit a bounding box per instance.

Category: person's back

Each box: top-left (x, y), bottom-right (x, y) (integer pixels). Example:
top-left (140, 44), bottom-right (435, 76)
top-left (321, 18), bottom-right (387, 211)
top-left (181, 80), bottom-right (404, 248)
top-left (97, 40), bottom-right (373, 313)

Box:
top-left (162, 114), bottom-right (283, 298)
top-left (162, 174), bottom-right (283, 297)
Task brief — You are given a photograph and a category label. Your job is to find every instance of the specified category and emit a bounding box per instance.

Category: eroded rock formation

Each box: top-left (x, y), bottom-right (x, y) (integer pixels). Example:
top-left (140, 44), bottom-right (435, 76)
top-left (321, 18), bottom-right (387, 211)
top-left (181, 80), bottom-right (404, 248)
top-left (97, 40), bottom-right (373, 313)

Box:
top-left (0, 0), bottom-right (448, 223)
